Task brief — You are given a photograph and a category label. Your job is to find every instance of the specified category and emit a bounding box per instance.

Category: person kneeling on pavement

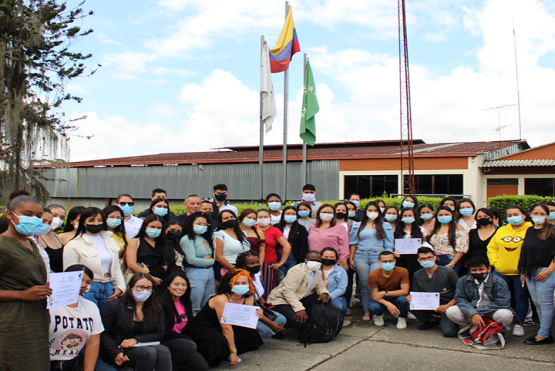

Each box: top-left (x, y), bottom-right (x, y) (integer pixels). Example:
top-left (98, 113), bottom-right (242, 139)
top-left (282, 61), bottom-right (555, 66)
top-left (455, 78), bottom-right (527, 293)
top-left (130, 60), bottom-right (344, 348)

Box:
top-left (268, 251), bottom-right (330, 330)
top-left (406, 245), bottom-right (459, 337)
top-left (368, 251), bottom-right (410, 329)
top-left (446, 256), bottom-right (517, 334)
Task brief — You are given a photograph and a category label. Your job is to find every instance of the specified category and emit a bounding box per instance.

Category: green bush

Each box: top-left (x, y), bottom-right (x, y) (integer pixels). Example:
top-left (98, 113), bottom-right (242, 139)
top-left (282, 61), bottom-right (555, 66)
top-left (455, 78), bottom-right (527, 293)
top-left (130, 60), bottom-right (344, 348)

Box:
top-left (488, 195), bottom-right (554, 221)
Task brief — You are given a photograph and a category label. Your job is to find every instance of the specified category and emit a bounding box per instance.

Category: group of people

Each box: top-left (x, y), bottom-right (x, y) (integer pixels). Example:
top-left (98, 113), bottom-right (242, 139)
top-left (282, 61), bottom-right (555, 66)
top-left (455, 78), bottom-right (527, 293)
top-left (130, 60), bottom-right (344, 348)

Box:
top-left (1, 185), bottom-right (554, 371)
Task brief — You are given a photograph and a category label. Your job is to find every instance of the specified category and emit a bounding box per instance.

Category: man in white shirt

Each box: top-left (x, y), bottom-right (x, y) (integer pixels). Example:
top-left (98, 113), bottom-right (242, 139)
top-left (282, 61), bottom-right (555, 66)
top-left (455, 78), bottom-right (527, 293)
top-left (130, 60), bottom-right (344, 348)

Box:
top-left (210, 184), bottom-right (238, 225)
top-left (293, 184), bottom-right (322, 218)
top-left (115, 194), bottom-right (143, 239)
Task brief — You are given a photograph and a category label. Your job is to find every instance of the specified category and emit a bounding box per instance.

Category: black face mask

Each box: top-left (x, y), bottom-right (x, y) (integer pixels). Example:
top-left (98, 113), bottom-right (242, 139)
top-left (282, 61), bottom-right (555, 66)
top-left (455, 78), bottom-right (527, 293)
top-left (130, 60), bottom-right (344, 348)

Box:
top-left (85, 224), bottom-right (105, 234)
top-left (215, 194), bottom-right (227, 202)
top-left (336, 212), bottom-right (347, 220)
top-left (472, 273), bottom-right (488, 282)
top-left (222, 220), bottom-right (238, 229)
top-left (477, 218), bottom-right (492, 226)
top-left (167, 230), bottom-right (182, 241)
top-left (322, 258), bottom-right (337, 266)
top-left (246, 265), bottom-right (261, 274)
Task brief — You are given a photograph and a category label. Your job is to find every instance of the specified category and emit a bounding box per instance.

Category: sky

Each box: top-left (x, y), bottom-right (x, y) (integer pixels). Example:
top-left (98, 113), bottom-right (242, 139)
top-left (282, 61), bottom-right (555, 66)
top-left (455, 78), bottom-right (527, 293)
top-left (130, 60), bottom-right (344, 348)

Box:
top-left (58, 0), bottom-right (555, 162)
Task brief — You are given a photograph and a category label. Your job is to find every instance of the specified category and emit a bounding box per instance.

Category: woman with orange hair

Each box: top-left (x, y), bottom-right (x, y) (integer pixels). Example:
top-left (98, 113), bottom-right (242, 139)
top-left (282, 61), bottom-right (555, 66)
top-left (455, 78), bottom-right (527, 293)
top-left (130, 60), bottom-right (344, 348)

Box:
top-left (189, 268), bottom-right (264, 367)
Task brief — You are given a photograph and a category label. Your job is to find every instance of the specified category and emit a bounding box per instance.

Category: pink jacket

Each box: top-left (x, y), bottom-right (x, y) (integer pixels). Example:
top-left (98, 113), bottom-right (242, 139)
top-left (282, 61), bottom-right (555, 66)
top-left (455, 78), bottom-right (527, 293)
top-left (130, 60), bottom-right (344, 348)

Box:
top-left (308, 223), bottom-right (349, 263)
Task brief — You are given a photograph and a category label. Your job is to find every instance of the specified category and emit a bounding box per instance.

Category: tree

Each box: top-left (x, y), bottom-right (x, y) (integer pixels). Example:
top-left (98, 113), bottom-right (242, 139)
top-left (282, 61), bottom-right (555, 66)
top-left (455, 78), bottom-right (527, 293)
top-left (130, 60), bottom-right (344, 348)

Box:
top-left (0, 0), bottom-right (94, 202)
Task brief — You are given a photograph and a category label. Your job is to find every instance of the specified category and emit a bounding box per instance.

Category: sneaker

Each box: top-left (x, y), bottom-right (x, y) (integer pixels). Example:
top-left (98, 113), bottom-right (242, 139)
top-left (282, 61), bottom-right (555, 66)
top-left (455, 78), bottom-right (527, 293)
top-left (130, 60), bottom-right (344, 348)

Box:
top-left (513, 324), bottom-right (525, 337)
top-left (373, 314), bottom-right (385, 326)
top-left (397, 317), bottom-right (407, 329)
top-left (407, 312), bottom-right (417, 321)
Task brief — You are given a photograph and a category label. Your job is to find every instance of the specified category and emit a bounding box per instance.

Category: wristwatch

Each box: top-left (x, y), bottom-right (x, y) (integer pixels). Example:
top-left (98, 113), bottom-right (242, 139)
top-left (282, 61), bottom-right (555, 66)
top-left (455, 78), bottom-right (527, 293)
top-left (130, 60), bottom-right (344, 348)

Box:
top-left (384, 291), bottom-right (389, 297)
top-left (448, 263), bottom-right (454, 268)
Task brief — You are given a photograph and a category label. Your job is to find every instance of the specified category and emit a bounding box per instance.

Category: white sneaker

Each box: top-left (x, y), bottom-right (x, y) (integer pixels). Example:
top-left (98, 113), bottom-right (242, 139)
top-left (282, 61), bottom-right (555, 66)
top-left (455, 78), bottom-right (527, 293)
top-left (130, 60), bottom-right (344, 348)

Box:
top-left (407, 312), bottom-right (417, 321)
top-left (397, 317), bottom-right (407, 329)
top-left (373, 314), bottom-right (384, 326)
top-left (512, 324), bottom-right (525, 337)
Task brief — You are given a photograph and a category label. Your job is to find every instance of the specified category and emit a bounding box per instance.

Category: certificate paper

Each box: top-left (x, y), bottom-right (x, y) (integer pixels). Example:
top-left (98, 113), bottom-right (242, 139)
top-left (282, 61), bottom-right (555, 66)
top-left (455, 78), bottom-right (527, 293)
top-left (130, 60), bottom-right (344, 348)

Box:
top-left (395, 238), bottom-right (421, 254)
top-left (220, 303), bottom-right (259, 329)
top-left (47, 271), bottom-right (83, 309)
top-left (409, 291), bottom-right (440, 311)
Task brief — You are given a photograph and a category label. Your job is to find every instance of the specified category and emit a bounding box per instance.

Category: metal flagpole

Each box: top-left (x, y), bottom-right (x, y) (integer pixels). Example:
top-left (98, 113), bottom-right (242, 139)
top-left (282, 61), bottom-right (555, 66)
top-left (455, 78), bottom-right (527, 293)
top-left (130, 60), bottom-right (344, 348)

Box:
top-left (302, 53), bottom-right (307, 185)
top-left (259, 35), bottom-right (265, 209)
top-left (282, 1), bottom-right (289, 202)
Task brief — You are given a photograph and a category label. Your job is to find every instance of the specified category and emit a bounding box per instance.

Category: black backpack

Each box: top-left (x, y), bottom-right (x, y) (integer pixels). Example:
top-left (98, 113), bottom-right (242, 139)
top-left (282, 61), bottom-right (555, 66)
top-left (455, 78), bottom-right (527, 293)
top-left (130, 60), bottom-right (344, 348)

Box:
top-left (299, 302), bottom-right (344, 347)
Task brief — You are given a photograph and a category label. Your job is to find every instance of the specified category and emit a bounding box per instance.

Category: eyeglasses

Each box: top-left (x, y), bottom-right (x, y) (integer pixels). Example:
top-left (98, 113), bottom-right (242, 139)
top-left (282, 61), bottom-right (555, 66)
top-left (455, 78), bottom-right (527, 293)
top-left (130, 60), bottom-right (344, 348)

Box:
top-left (108, 216), bottom-right (123, 220)
top-left (134, 285), bottom-right (153, 292)
top-left (193, 222), bottom-right (209, 227)
top-left (119, 202), bottom-right (134, 206)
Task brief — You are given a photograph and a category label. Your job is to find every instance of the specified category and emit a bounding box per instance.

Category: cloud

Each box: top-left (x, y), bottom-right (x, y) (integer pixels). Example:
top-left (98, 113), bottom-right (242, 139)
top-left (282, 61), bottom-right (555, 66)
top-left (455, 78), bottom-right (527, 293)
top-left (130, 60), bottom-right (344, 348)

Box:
top-left (424, 32), bottom-right (446, 42)
top-left (150, 101), bottom-right (177, 116)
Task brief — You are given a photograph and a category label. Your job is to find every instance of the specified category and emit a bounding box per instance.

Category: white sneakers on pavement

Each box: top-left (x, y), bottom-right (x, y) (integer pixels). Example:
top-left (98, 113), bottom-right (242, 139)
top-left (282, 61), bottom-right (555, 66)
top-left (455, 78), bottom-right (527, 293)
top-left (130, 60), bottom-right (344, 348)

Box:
top-left (397, 317), bottom-right (407, 329)
top-left (373, 315), bottom-right (385, 326)
top-left (513, 324), bottom-right (525, 337)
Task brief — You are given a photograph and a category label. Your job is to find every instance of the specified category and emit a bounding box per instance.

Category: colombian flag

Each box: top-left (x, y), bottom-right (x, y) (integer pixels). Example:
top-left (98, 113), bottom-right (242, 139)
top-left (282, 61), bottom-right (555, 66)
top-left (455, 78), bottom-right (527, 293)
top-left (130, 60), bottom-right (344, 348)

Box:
top-left (270, 6), bottom-right (300, 73)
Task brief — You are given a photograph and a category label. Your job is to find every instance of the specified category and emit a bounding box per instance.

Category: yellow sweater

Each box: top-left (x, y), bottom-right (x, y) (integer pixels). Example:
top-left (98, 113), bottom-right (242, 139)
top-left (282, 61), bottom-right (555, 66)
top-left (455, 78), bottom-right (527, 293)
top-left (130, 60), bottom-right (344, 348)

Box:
top-left (487, 222), bottom-right (532, 276)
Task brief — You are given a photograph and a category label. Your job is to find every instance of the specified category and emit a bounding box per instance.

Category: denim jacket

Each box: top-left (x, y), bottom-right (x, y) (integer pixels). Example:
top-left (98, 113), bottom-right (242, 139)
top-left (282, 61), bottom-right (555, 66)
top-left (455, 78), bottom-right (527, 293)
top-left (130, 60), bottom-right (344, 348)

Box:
top-left (454, 273), bottom-right (518, 322)
top-left (326, 265), bottom-right (348, 300)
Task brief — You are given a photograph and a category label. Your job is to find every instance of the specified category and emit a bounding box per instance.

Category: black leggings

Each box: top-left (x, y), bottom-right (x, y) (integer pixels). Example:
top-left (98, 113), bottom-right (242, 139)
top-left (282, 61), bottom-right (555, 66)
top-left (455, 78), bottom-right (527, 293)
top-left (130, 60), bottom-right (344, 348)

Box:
top-left (273, 293), bottom-right (319, 328)
top-left (162, 338), bottom-right (209, 371)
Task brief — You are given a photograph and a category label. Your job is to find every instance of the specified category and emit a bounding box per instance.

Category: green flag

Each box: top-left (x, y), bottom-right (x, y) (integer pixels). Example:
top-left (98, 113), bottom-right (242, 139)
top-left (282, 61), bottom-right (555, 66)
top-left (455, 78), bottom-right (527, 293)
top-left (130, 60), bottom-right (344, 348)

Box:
top-left (300, 60), bottom-right (319, 146)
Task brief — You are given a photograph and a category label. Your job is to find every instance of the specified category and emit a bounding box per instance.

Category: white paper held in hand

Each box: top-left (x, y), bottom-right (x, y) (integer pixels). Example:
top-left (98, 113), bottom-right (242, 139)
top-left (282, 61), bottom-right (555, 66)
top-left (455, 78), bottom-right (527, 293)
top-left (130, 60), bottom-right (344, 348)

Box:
top-left (220, 302), bottom-right (260, 329)
top-left (46, 271), bottom-right (83, 309)
top-left (409, 291), bottom-right (440, 311)
top-left (394, 238), bottom-right (421, 255)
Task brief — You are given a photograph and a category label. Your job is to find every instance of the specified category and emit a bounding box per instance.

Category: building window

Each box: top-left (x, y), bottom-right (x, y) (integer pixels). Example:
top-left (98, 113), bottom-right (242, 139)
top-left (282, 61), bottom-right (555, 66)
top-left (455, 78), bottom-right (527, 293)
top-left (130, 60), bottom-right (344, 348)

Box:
top-left (525, 178), bottom-right (554, 197)
top-left (404, 174), bottom-right (463, 195)
top-left (487, 178), bottom-right (518, 186)
top-left (344, 175), bottom-right (398, 199)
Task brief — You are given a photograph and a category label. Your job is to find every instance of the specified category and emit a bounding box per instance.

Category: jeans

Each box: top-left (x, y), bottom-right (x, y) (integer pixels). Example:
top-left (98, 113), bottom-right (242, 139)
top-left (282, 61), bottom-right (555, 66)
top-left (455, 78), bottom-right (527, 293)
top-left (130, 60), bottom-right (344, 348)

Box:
top-left (83, 281), bottom-right (114, 313)
top-left (330, 296), bottom-right (348, 315)
top-left (124, 344), bottom-right (172, 371)
top-left (277, 252), bottom-right (297, 276)
top-left (436, 254), bottom-right (461, 274)
top-left (186, 267), bottom-right (216, 315)
top-left (51, 349), bottom-right (117, 371)
top-left (526, 268), bottom-right (555, 338)
top-left (412, 310), bottom-right (459, 337)
top-left (256, 310), bottom-right (287, 338)
top-left (368, 296), bottom-right (408, 318)
top-left (493, 271), bottom-right (529, 324)
top-left (352, 249), bottom-right (381, 311)
top-left (446, 305), bottom-right (514, 330)
top-left (274, 293), bottom-right (320, 328)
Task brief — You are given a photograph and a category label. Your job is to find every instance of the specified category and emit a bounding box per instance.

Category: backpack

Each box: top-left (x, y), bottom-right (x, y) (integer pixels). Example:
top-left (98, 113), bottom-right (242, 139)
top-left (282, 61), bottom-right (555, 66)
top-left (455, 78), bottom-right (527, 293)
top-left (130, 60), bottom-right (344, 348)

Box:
top-left (458, 317), bottom-right (506, 350)
top-left (299, 302), bottom-right (344, 347)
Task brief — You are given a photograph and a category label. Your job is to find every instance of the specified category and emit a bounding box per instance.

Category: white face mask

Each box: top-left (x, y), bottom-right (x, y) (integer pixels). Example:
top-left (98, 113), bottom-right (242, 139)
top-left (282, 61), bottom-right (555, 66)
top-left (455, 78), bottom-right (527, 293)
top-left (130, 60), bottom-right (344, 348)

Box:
top-left (380, 208), bottom-right (385, 213)
top-left (532, 216), bottom-right (546, 225)
top-left (306, 261), bottom-right (322, 272)
top-left (367, 212), bottom-right (379, 220)
top-left (302, 193), bottom-right (316, 202)
top-left (257, 218), bottom-right (270, 227)
top-left (320, 213), bottom-right (334, 222)
top-left (50, 217), bottom-right (63, 230)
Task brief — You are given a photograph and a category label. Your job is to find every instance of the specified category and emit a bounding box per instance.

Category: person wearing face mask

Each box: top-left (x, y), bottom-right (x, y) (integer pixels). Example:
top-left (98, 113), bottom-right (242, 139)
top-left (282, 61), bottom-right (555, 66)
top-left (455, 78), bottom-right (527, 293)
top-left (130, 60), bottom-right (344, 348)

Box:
top-left (115, 194), bottom-right (143, 240)
top-left (321, 247), bottom-right (348, 315)
top-left (394, 207), bottom-right (428, 280)
top-left (137, 188), bottom-right (175, 219)
top-left (256, 209), bottom-right (292, 295)
top-left (466, 208), bottom-right (496, 263)
top-left (406, 246), bottom-right (459, 336)
top-left (308, 204), bottom-right (350, 270)
top-left (103, 205), bottom-right (129, 259)
top-left (235, 251), bottom-right (287, 339)
top-left (180, 212), bottom-right (216, 315)
top-left (439, 197), bottom-right (456, 211)
top-left (49, 265), bottom-right (116, 371)
top-left (269, 251), bottom-right (330, 329)
top-left (346, 201), bottom-right (360, 222)
top-left (349, 202), bottom-right (394, 321)
top-left (165, 220), bottom-right (190, 276)
top-left (295, 184), bottom-right (322, 218)
top-left (239, 208), bottom-right (266, 261)
top-left (446, 257), bottom-right (516, 334)
top-left (100, 273), bottom-right (172, 371)
top-left (37, 208), bottom-right (64, 273)
top-left (297, 201), bottom-right (316, 229)
top-left (210, 184), bottom-right (238, 227)
top-left (349, 193), bottom-right (364, 220)
top-left (401, 195), bottom-right (419, 210)
top-left (519, 203), bottom-right (555, 345)
top-left (428, 206), bottom-right (469, 273)
top-left (335, 202), bottom-right (356, 233)
top-left (375, 199), bottom-right (386, 214)
top-left (456, 198), bottom-right (477, 233)
top-left (59, 206), bottom-right (86, 245)
top-left (46, 203), bottom-right (66, 230)
top-left (266, 193), bottom-right (283, 225)
top-left (144, 197), bottom-right (172, 224)
top-left (275, 206), bottom-right (308, 276)
top-left (214, 210), bottom-right (251, 282)
top-left (367, 251), bottom-right (410, 329)
top-left (64, 207), bottom-right (126, 312)
top-left (383, 206), bottom-right (399, 229)
top-left (190, 268), bottom-right (264, 367)
top-left (419, 204), bottom-right (435, 235)
top-left (487, 205), bottom-right (532, 336)
top-left (200, 200), bottom-right (215, 229)
top-left (546, 201), bottom-right (555, 225)
top-left (0, 195), bottom-right (53, 371)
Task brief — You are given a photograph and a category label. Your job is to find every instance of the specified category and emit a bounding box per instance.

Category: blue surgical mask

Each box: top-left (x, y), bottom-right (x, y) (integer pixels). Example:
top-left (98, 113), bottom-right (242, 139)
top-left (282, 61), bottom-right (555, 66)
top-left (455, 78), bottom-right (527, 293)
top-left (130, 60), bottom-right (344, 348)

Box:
top-left (438, 216), bottom-right (452, 224)
top-left (231, 284), bottom-right (250, 296)
top-left (351, 200), bottom-right (360, 207)
top-left (242, 219), bottom-right (256, 228)
top-left (548, 212), bottom-right (555, 221)
top-left (146, 228), bottom-right (162, 238)
top-left (284, 215), bottom-right (297, 223)
top-left (403, 201), bottom-right (415, 208)
top-left (348, 211), bottom-right (356, 218)
top-left (268, 202), bottom-right (281, 211)
top-left (384, 215), bottom-right (397, 222)
top-left (35, 223), bottom-right (51, 236)
top-left (459, 208), bottom-right (473, 217)
top-left (507, 216), bottom-right (524, 225)
top-left (193, 225), bottom-right (208, 235)
top-left (381, 262), bottom-right (395, 271)
top-left (401, 217), bottom-right (415, 224)
top-left (107, 218), bottom-right (122, 228)
top-left (420, 214), bottom-right (433, 220)
top-left (133, 290), bottom-right (152, 303)
top-left (153, 207), bottom-right (168, 217)
top-left (298, 210), bottom-right (310, 218)
top-left (420, 260), bottom-right (435, 269)
top-left (11, 213), bottom-right (43, 236)
top-left (119, 204), bottom-right (133, 216)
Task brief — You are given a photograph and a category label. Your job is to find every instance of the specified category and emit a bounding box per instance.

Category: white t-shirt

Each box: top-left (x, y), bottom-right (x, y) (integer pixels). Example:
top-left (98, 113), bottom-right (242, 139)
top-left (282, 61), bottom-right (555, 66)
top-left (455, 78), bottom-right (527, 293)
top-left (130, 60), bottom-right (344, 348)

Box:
top-left (339, 221), bottom-right (348, 232)
top-left (253, 272), bottom-right (264, 300)
top-left (33, 237), bottom-right (51, 274)
top-left (49, 297), bottom-right (104, 361)
top-left (270, 211), bottom-right (282, 225)
top-left (124, 215), bottom-right (144, 239)
top-left (458, 217), bottom-right (477, 233)
top-left (283, 226), bottom-right (291, 241)
top-left (213, 230), bottom-right (250, 264)
top-left (87, 234), bottom-right (112, 275)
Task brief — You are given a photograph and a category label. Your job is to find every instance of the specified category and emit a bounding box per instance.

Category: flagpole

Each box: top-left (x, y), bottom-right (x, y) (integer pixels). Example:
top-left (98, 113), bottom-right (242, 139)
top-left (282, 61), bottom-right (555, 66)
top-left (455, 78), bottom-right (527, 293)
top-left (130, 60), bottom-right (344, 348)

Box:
top-left (282, 1), bottom-right (289, 202)
top-left (259, 35), bottom-right (265, 209)
top-left (302, 53), bottom-right (307, 185)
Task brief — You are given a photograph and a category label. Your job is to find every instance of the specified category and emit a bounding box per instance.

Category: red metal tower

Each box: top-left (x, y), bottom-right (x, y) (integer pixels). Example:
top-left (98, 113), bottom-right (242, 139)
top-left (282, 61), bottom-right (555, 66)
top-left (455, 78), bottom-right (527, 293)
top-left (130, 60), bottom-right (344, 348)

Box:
top-left (398, 0), bottom-right (415, 195)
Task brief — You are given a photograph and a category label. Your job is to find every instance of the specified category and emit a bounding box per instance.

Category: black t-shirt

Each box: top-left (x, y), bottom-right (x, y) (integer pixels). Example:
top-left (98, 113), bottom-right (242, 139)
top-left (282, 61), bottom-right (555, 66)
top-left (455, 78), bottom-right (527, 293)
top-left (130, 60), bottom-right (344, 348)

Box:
top-left (467, 228), bottom-right (495, 262)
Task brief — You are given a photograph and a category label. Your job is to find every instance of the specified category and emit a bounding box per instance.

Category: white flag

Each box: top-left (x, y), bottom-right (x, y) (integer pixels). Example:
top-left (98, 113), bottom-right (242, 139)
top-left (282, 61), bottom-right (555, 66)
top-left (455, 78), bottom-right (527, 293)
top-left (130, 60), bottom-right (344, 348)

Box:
top-left (261, 43), bottom-right (276, 133)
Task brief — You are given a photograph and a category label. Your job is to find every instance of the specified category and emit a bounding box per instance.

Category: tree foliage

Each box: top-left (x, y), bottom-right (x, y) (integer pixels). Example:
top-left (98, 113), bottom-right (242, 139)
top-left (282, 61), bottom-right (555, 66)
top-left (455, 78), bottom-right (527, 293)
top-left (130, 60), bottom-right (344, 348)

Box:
top-left (0, 0), bottom-right (94, 202)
